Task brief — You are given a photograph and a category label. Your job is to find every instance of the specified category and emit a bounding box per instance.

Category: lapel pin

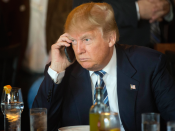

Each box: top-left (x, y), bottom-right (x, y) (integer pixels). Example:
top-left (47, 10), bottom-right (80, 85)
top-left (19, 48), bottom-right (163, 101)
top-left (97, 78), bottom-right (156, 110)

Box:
top-left (130, 84), bottom-right (136, 90)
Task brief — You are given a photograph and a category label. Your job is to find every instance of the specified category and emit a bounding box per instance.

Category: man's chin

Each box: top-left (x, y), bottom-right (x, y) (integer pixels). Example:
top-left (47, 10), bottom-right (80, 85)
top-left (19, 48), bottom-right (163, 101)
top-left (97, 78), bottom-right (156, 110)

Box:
top-left (79, 62), bottom-right (99, 71)
top-left (79, 62), bottom-right (94, 70)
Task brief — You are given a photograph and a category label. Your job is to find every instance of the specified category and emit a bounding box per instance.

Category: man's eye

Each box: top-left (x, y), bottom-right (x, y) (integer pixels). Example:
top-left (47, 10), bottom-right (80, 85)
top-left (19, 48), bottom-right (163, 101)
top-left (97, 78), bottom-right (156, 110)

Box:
top-left (72, 40), bottom-right (76, 43)
top-left (72, 40), bottom-right (77, 45)
top-left (85, 39), bottom-right (90, 41)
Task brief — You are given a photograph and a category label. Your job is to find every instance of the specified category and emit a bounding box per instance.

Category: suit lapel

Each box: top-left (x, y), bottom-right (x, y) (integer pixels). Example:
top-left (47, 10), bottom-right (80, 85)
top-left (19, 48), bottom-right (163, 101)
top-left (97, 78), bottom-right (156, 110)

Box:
top-left (116, 44), bottom-right (139, 131)
top-left (69, 63), bottom-right (92, 124)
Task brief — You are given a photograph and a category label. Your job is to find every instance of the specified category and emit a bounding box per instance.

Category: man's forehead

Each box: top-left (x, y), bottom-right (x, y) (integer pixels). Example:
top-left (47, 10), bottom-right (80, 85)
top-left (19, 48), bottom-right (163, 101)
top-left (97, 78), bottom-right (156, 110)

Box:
top-left (68, 28), bottom-right (102, 40)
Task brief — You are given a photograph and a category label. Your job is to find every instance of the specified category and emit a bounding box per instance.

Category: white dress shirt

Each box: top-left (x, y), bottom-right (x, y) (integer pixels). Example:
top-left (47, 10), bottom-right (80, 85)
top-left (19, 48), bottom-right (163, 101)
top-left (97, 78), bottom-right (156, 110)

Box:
top-left (48, 47), bottom-right (125, 131)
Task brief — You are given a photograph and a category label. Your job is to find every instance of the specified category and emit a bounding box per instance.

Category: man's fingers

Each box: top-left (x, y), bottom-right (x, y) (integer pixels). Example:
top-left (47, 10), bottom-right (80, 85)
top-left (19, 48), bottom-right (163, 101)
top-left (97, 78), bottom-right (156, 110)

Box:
top-left (53, 41), bottom-right (70, 50)
top-left (50, 33), bottom-right (75, 72)
top-left (149, 17), bottom-right (163, 23)
top-left (57, 36), bottom-right (72, 43)
top-left (154, 0), bottom-right (170, 14)
top-left (150, 10), bottom-right (164, 22)
top-left (148, 0), bottom-right (156, 3)
top-left (157, 17), bottom-right (163, 22)
top-left (154, 9), bottom-right (165, 18)
top-left (138, 0), bottom-right (156, 19)
top-left (150, 0), bottom-right (170, 22)
top-left (149, 19), bottom-right (155, 23)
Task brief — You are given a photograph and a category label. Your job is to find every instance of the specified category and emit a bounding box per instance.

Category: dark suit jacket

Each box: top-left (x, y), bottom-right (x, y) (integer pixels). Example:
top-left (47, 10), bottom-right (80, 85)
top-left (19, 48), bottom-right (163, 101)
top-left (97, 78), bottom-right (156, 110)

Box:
top-left (73, 0), bottom-right (173, 48)
top-left (33, 44), bottom-right (175, 131)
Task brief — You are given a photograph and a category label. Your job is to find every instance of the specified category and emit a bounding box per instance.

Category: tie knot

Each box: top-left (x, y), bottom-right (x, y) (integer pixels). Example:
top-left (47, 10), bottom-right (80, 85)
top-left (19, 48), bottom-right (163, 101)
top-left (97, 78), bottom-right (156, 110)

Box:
top-left (94, 70), bottom-right (106, 78)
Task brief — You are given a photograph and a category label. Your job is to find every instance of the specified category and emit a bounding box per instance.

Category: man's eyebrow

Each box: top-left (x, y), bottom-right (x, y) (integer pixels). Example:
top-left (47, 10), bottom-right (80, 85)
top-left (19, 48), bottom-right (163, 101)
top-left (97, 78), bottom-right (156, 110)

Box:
top-left (68, 36), bottom-right (74, 40)
top-left (68, 33), bottom-right (93, 40)
top-left (80, 34), bottom-right (92, 40)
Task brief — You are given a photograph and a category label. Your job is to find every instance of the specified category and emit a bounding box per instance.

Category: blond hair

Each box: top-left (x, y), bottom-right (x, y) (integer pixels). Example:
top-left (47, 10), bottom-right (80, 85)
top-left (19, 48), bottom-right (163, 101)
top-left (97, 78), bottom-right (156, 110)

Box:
top-left (64, 2), bottom-right (119, 42)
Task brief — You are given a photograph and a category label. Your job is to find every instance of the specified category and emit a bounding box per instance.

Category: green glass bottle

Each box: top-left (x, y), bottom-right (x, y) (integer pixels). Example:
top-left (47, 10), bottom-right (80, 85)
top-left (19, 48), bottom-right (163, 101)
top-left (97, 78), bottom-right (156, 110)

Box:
top-left (89, 75), bottom-right (110, 131)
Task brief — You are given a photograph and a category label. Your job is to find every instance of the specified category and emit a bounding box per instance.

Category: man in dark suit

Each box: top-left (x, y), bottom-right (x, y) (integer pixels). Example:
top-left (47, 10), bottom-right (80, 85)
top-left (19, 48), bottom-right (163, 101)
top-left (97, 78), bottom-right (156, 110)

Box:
top-left (73, 0), bottom-right (173, 48)
top-left (33, 2), bottom-right (175, 131)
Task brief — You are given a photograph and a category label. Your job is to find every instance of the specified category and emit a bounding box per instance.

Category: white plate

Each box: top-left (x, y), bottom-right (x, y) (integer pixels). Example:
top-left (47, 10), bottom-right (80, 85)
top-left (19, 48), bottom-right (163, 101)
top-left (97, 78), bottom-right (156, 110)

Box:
top-left (58, 125), bottom-right (89, 131)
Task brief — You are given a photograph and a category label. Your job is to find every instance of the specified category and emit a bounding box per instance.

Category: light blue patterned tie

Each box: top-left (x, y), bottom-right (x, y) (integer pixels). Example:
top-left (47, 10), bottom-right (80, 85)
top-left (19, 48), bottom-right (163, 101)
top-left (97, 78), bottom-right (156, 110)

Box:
top-left (94, 70), bottom-right (109, 106)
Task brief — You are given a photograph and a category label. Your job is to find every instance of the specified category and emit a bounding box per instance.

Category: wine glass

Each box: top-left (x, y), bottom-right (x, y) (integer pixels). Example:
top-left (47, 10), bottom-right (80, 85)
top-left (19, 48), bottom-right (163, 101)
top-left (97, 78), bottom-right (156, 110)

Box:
top-left (1, 87), bottom-right (24, 115)
top-left (98, 112), bottom-right (121, 131)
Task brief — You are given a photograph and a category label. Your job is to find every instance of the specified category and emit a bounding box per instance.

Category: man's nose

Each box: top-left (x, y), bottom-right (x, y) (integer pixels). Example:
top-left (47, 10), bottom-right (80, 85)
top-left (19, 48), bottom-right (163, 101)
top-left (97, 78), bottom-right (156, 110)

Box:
top-left (76, 42), bottom-right (85, 54)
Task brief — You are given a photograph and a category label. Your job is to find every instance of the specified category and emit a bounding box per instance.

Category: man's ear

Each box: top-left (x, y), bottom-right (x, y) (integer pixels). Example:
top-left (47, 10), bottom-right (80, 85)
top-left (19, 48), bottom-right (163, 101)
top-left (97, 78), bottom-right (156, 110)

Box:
top-left (108, 31), bottom-right (116, 47)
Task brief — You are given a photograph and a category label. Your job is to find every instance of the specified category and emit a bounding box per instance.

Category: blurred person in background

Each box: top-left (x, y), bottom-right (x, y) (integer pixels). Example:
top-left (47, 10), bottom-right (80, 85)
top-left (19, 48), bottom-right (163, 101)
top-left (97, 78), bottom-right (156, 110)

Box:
top-left (26, 0), bottom-right (72, 108)
top-left (0, 0), bottom-right (72, 130)
top-left (73, 0), bottom-right (174, 48)
top-left (26, 0), bottom-right (73, 105)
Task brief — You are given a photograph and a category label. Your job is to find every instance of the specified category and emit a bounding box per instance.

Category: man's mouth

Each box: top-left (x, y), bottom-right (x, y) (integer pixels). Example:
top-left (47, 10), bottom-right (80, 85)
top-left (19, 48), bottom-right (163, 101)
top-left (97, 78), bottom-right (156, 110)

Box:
top-left (79, 58), bottom-right (89, 61)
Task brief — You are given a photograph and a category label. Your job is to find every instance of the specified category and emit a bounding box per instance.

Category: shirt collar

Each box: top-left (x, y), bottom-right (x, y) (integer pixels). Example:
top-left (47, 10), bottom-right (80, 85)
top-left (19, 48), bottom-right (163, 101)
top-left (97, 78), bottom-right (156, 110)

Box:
top-left (89, 47), bottom-right (117, 77)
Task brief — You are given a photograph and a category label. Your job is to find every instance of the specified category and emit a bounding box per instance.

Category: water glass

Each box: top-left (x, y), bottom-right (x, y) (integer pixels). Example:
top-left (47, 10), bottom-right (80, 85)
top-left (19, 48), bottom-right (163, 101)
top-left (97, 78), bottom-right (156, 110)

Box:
top-left (141, 113), bottom-right (160, 131)
top-left (167, 121), bottom-right (175, 131)
top-left (4, 104), bottom-right (21, 131)
top-left (98, 112), bottom-right (120, 131)
top-left (30, 108), bottom-right (47, 131)
top-left (1, 87), bottom-right (24, 114)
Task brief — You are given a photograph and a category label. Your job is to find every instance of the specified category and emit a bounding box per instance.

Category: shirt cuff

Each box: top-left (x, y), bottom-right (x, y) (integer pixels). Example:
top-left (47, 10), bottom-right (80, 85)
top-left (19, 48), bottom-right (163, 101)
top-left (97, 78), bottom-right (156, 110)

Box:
top-left (135, 2), bottom-right (140, 20)
top-left (48, 66), bottom-right (65, 84)
top-left (164, 3), bottom-right (173, 22)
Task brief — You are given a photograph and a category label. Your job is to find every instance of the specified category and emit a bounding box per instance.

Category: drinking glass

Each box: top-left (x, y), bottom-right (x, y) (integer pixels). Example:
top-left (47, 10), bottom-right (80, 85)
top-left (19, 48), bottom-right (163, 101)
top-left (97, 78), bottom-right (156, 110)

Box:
top-left (4, 104), bottom-right (21, 131)
top-left (167, 121), bottom-right (175, 131)
top-left (1, 87), bottom-right (24, 114)
top-left (141, 113), bottom-right (160, 131)
top-left (30, 108), bottom-right (47, 131)
top-left (98, 112), bottom-right (120, 131)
